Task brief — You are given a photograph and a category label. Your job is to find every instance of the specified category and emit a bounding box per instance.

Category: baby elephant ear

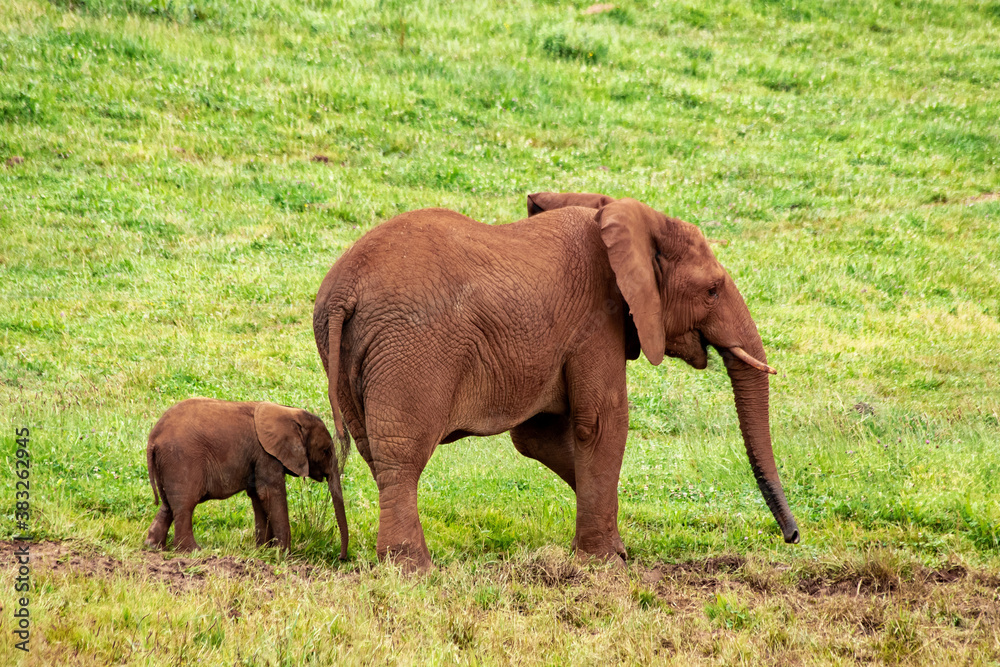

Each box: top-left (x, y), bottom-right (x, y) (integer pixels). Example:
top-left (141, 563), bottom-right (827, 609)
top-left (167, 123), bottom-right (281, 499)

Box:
top-left (253, 403), bottom-right (310, 478)
top-left (526, 192), bottom-right (615, 217)
top-left (598, 198), bottom-right (666, 366)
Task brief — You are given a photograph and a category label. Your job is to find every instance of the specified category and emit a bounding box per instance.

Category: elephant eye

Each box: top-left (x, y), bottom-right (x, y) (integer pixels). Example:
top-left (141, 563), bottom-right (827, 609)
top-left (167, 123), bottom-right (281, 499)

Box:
top-left (708, 286), bottom-right (718, 299)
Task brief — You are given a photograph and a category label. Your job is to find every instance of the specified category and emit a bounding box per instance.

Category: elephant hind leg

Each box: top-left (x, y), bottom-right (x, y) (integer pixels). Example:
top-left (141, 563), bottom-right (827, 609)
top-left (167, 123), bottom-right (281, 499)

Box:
top-left (511, 413), bottom-right (577, 492)
top-left (171, 499), bottom-right (201, 552)
top-left (366, 406), bottom-right (446, 573)
top-left (145, 504), bottom-right (173, 549)
top-left (373, 462), bottom-right (432, 572)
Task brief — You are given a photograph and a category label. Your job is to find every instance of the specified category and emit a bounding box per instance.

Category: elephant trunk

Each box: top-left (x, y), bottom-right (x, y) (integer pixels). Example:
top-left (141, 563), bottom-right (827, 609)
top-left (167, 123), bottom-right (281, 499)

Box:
top-left (328, 472), bottom-right (350, 560)
top-left (703, 285), bottom-right (799, 544)
top-left (719, 334), bottom-right (799, 543)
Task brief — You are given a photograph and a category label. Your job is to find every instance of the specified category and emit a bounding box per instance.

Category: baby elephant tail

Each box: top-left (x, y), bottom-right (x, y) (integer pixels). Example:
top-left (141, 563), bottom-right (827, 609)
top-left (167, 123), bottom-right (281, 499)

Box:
top-left (147, 445), bottom-right (160, 506)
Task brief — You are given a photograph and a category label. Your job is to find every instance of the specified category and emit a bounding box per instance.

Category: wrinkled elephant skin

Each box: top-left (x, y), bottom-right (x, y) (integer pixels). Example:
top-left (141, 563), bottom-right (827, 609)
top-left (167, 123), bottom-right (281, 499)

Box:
top-left (313, 194), bottom-right (798, 572)
top-left (145, 398), bottom-right (349, 558)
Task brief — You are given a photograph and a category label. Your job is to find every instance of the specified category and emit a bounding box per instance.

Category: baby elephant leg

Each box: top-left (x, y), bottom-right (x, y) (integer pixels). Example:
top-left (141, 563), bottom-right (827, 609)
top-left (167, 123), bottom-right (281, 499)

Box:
top-left (171, 499), bottom-right (201, 552)
top-left (257, 482), bottom-right (292, 550)
top-left (249, 492), bottom-right (275, 547)
top-left (145, 505), bottom-right (173, 549)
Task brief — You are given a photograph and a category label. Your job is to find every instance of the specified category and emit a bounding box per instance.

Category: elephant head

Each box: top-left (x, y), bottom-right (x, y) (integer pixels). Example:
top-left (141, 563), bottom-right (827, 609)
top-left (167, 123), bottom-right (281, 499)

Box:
top-left (527, 193), bottom-right (800, 544)
top-left (254, 402), bottom-right (351, 558)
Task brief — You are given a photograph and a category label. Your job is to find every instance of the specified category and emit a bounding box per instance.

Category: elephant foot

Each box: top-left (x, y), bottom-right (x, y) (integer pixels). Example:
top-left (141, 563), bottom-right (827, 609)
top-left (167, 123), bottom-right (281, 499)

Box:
top-left (144, 526), bottom-right (167, 550)
top-left (572, 531), bottom-right (627, 568)
top-left (571, 533), bottom-right (628, 562)
top-left (614, 535), bottom-right (628, 561)
top-left (146, 507), bottom-right (172, 549)
top-left (574, 547), bottom-right (626, 570)
top-left (378, 542), bottom-right (433, 575)
top-left (173, 540), bottom-right (201, 553)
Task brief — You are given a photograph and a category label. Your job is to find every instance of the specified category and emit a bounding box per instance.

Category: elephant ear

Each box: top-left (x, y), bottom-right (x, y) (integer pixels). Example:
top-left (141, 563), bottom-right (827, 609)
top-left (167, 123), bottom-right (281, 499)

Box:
top-left (253, 403), bottom-right (310, 478)
top-left (526, 192), bottom-right (615, 217)
top-left (597, 198), bottom-right (666, 366)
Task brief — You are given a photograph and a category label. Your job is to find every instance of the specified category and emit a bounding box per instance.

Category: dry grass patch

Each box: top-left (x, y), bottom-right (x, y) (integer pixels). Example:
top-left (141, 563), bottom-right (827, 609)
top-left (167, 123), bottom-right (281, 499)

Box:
top-left (1, 541), bottom-right (998, 664)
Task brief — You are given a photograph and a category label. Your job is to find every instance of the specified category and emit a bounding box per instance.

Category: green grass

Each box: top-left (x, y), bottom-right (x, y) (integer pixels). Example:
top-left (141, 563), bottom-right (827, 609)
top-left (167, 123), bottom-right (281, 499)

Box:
top-left (2, 0), bottom-right (1000, 663)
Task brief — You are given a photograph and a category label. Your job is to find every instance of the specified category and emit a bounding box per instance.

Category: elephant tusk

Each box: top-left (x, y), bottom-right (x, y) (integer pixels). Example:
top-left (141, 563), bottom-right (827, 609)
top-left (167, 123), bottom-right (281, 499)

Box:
top-left (729, 347), bottom-right (777, 374)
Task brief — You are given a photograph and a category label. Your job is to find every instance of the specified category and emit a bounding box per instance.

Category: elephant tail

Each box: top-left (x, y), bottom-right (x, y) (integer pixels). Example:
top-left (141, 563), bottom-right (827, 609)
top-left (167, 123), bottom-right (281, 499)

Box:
top-left (147, 444), bottom-right (160, 506)
top-left (325, 305), bottom-right (352, 470)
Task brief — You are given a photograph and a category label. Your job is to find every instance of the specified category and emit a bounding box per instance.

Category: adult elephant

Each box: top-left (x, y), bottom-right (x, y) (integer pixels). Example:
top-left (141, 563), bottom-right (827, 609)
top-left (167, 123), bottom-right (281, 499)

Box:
top-left (313, 193), bottom-right (799, 572)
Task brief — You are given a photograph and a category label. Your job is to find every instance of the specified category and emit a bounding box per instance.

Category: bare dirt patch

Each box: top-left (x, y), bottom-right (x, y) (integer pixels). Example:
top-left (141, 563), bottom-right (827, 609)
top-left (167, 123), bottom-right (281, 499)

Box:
top-left (5, 540), bottom-right (996, 618)
top-left (923, 192), bottom-right (1000, 207)
top-left (631, 555), bottom-right (1000, 662)
top-left (0, 540), bottom-right (322, 592)
top-left (921, 564), bottom-right (967, 584)
top-left (634, 553), bottom-right (997, 620)
top-left (967, 192), bottom-right (1000, 204)
top-left (640, 555), bottom-right (746, 589)
top-left (796, 563), bottom-right (970, 597)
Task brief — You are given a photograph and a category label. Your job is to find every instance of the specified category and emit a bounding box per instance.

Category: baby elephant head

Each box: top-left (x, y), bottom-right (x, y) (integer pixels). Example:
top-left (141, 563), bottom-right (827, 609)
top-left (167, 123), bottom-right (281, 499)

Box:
top-left (254, 402), bottom-right (350, 558)
top-left (254, 402), bottom-right (339, 482)
top-left (527, 192), bottom-right (799, 545)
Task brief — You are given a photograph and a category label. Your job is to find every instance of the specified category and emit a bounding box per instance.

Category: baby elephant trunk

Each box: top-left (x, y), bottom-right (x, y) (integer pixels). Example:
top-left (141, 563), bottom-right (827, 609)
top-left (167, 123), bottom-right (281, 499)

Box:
top-left (328, 473), bottom-right (349, 560)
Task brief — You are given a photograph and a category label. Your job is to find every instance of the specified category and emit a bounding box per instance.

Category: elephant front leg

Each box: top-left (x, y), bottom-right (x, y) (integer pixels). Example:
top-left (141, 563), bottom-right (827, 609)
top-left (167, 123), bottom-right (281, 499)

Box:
top-left (571, 415), bottom-right (628, 564)
top-left (249, 492), bottom-right (274, 547)
top-left (258, 483), bottom-right (292, 551)
top-left (567, 366), bottom-right (630, 565)
top-left (509, 414), bottom-right (627, 557)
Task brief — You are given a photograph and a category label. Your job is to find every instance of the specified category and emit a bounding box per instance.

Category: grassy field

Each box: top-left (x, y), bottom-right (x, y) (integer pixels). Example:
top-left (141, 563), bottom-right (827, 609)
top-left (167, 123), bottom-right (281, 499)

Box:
top-left (2, 0), bottom-right (1000, 663)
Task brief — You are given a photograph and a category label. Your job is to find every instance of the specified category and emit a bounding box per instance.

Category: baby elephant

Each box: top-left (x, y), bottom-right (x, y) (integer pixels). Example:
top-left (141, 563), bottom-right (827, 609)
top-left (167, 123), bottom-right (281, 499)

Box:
top-left (145, 398), bottom-right (349, 558)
